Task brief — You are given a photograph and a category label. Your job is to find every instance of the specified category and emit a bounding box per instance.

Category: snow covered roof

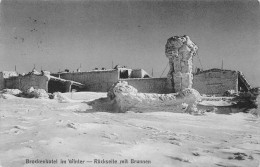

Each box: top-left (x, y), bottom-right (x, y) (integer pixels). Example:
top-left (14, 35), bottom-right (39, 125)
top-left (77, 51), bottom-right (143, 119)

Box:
top-left (49, 76), bottom-right (84, 87)
top-left (1, 71), bottom-right (19, 78)
top-left (237, 71), bottom-right (251, 91)
top-left (194, 68), bottom-right (237, 75)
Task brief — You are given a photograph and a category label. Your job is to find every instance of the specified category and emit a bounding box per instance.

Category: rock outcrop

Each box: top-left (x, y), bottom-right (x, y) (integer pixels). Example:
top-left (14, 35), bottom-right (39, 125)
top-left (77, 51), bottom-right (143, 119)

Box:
top-left (165, 35), bottom-right (198, 92)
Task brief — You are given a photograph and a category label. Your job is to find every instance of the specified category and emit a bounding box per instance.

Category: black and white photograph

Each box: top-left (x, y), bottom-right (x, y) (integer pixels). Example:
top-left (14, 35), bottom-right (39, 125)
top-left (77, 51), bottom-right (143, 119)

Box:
top-left (0, 0), bottom-right (259, 166)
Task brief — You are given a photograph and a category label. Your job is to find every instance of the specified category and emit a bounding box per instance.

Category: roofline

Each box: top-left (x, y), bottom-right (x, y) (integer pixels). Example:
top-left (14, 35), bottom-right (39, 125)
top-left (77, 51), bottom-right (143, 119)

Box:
top-left (194, 68), bottom-right (238, 75)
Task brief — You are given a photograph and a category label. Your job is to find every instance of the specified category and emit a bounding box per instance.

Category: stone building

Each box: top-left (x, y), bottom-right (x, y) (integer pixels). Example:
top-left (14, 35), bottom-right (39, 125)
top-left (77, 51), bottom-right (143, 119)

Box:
top-left (1, 70), bottom-right (84, 93)
top-left (0, 35), bottom-right (252, 96)
top-left (1, 66), bottom-right (252, 96)
top-left (0, 68), bottom-right (158, 93)
top-left (4, 73), bottom-right (50, 93)
top-left (50, 67), bottom-right (251, 96)
top-left (193, 68), bottom-right (251, 96)
top-left (51, 67), bottom-right (167, 93)
top-left (0, 71), bottom-right (19, 90)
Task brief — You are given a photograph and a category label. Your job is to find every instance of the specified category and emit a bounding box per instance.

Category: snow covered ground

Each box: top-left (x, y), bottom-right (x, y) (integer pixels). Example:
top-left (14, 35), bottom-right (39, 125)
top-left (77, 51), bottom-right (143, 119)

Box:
top-left (0, 92), bottom-right (260, 167)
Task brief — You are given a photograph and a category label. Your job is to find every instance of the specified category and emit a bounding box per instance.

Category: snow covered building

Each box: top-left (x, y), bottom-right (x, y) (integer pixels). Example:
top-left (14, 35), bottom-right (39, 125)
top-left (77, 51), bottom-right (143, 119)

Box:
top-left (0, 71), bottom-right (19, 90)
top-left (1, 70), bottom-right (84, 93)
top-left (193, 68), bottom-right (251, 96)
top-left (51, 67), bottom-right (168, 93)
top-left (0, 68), bottom-right (252, 96)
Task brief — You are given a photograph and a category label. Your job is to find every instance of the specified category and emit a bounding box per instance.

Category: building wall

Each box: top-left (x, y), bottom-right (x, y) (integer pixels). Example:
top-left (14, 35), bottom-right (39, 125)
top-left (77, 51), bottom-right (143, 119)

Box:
top-left (120, 78), bottom-right (168, 94)
top-left (0, 71), bottom-right (19, 90)
top-left (130, 69), bottom-right (150, 78)
top-left (5, 75), bottom-right (49, 92)
top-left (2, 71), bottom-right (19, 78)
top-left (130, 69), bottom-right (141, 78)
top-left (52, 70), bottom-right (119, 92)
top-left (118, 68), bottom-right (132, 79)
top-left (0, 73), bottom-right (4, 90)
top-left (193, 70), bottom-right (238, 96)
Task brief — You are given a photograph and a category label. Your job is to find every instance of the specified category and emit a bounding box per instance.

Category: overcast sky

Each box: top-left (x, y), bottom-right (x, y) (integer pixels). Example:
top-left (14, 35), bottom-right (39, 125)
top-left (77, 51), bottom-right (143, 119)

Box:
top-left (0, 0), bottom-right (259, 86)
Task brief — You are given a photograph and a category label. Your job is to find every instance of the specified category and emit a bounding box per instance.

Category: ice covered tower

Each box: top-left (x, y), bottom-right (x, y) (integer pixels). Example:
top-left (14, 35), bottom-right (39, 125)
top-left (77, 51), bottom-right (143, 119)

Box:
top-left (165, 35), bottom-right (198, 92)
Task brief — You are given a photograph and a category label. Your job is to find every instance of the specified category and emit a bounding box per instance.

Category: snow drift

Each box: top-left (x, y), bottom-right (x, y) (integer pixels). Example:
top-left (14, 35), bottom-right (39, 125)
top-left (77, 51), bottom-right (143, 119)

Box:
top-left (102, 81), bottom-right (202, 113)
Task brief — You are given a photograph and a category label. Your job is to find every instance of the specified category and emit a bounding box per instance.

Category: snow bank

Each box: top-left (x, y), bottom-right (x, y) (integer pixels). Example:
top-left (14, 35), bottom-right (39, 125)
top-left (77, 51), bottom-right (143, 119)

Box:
top-left (0, 93), bottom-right (18, 99)
top-left (53, 92), bottom-right (75, 103)
top-left (0, 88), bottom-right (49, 99)
top-left (62, 92), bottom-right (107, 101)
top-left (25, 87), bottom-right (49, 99)
top-left (249, 95), bottom-right (260, 116)
top-left (2, 89), bottom-right (22, 95)
top-left (198, 100), bottom-right (235, 107)
top-left (106, 81), bottom-right (202, 113)
top-left (0, 89), bottom-right (22, 99)
top-left (52, 92), bottom-right (91, 103)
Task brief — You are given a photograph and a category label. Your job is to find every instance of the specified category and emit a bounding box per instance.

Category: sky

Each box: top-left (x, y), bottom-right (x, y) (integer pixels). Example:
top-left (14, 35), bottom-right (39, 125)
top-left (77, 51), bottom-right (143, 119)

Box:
top-left (0, 0), bottom-right (259, 86)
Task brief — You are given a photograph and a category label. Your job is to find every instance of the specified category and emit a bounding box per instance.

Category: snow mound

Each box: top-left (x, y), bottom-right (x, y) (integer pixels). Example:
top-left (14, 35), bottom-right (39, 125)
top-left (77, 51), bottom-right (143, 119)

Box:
top-left (26, 87), bottom-right (49, 99)
top-left (178, 88), bottom-right (201, 99)
top-left (198, 100), bottom-right (234, 107)
top-left (0, 89), bottom-right (22, 99)
top-left (54, 92), bottom-right (75, 103)
top-left (2, 89), bottom-right (22, 95)
top-left (107, 81), bottom-right (138, 100)
top-left (106, 81), bottom-right (202, 113)
top-left (0, 93), bottom-right (18, 99)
